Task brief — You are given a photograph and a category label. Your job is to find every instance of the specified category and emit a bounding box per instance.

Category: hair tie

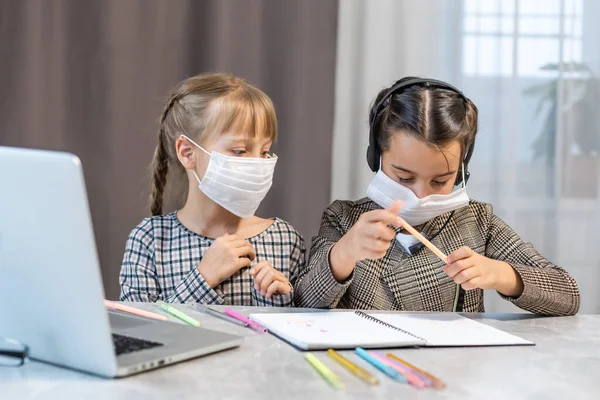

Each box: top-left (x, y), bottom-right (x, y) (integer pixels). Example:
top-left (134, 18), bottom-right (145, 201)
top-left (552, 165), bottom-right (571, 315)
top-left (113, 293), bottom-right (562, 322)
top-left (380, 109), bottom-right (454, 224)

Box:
top-left (161, 95), bottom-right (180, 123)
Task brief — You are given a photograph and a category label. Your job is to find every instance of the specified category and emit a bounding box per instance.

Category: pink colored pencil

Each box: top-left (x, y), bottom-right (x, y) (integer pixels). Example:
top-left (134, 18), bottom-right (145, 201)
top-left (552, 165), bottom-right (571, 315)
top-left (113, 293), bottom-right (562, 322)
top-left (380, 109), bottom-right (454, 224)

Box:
top-left (224, 308), bottom-right (267, 333)
top-left (370, 352), bottom-right (429, 389)
top-left (104, 300), bottom-right (168, 321)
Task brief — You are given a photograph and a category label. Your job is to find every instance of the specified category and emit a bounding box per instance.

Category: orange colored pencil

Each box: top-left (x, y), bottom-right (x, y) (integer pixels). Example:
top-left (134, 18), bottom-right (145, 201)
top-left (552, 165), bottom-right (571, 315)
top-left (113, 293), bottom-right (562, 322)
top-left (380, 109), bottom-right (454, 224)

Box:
top-left (398, 218), bottom-right (448, 263)
top-left (386, 353), bottom-right (446, 389)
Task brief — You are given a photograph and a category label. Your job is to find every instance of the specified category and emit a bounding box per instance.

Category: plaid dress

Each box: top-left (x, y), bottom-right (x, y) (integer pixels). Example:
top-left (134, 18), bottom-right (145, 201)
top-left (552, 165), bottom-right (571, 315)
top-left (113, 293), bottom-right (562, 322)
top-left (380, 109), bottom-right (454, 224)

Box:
top-left (294, 198), bottom-right (580, 316)
top-left (120, 212), bottom-right (305, 306)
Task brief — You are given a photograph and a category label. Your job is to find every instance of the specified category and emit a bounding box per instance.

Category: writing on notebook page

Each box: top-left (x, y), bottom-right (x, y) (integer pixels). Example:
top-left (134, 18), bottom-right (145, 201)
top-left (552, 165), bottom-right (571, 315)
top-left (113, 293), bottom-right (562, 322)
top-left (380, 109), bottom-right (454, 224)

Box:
top-left (287, 316), bottom-right (328, 333)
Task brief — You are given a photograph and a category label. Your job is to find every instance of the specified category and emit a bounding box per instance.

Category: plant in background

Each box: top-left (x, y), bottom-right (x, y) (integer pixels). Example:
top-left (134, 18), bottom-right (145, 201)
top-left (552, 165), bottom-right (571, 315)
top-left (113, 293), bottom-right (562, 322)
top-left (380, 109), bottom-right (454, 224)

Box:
top-left (523, 62), bottom-right (600, 166)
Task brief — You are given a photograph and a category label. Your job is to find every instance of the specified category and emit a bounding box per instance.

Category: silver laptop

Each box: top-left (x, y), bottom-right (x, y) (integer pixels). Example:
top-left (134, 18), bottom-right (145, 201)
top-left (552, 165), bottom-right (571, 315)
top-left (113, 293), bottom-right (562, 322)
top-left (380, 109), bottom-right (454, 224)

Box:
top-left (0, 146), bottom-right (243, 378)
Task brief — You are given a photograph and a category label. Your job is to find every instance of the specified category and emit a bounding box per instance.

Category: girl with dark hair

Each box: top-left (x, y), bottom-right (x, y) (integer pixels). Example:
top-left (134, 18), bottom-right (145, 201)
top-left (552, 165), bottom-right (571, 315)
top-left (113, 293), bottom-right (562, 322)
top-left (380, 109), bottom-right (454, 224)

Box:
top-left (295, 77), bottom-right (579, 316)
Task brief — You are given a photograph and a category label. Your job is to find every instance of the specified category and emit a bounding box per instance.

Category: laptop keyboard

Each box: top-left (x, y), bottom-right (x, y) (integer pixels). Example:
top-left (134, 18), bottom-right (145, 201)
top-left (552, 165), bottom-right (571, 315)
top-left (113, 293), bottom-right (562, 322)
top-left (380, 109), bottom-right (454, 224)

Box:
top-left (112, 334), bottom-right (164, 356)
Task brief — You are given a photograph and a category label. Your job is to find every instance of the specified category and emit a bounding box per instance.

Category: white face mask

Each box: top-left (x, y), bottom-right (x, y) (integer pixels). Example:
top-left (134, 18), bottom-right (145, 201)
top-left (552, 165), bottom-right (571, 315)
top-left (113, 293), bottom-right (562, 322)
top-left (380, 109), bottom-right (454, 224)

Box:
top-left (182, 135), bottom-right (277, 218)
top-left (366, 163), bottom-right (469, 226)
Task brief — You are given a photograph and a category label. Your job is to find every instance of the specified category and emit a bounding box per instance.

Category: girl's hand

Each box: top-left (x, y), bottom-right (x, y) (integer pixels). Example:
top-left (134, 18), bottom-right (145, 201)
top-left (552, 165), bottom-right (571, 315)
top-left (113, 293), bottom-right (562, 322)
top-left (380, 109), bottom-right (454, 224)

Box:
top-left (444, 246), bottom-right (524, 297)
top-left (249, 261), bottom-right (292, 298)
top-left (197, 233), bottom-right (256, 288)
top-left (329, 200), bottom-right (403, 281)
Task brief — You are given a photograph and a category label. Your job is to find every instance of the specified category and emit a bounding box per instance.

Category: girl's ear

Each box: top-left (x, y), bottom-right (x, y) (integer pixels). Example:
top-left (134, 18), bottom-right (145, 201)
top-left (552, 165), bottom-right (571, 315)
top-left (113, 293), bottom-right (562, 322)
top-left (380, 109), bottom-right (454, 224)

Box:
top-left (176, 136), bottom-right (196, 169)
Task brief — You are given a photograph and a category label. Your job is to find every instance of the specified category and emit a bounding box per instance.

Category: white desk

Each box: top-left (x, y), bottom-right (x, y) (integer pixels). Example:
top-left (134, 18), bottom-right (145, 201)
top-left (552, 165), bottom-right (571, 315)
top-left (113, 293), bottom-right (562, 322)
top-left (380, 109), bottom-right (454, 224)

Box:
top-left (2, 304), bottom-right (600, 399)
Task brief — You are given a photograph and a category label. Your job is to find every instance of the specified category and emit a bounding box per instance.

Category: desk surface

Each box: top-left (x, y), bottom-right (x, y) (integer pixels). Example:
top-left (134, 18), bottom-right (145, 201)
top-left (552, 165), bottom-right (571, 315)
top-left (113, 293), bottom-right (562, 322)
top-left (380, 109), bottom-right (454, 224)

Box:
top-left (2, 304), bottom-right (600, 400)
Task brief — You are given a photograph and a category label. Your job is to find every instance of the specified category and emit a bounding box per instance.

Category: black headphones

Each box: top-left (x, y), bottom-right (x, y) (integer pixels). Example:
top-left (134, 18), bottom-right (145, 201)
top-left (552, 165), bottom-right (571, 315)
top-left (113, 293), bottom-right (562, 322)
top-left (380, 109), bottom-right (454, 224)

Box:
top-left (366, 78), bottom-right (475, 186)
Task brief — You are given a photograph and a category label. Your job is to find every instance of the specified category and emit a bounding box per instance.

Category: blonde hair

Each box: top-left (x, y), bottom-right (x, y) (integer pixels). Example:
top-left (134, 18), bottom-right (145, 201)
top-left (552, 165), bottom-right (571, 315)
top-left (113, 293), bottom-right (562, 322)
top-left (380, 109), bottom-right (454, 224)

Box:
top-left (150, 73), bottom-right (277, 216)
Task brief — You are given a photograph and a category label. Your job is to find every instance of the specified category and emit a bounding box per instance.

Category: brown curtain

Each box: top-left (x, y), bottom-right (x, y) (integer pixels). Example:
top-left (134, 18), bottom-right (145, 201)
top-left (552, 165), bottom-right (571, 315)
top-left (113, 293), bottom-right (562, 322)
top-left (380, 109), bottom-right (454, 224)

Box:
top-left (0, 0), bottom-right (338, 299)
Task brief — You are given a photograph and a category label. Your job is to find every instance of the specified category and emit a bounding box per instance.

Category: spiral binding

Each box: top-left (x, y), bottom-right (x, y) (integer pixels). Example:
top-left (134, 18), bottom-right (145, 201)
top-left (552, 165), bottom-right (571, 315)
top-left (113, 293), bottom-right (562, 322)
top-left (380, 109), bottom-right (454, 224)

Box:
top-left (354, 311), bottom-right (425, 342)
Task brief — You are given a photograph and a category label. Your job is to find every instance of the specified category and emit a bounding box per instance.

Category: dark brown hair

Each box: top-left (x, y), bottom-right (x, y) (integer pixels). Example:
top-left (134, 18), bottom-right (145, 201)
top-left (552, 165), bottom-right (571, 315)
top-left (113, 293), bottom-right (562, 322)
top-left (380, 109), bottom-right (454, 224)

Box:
top-left (370, 77), bottom-right (478, 163)
top-left (150, 73), bottom-right (277, 216)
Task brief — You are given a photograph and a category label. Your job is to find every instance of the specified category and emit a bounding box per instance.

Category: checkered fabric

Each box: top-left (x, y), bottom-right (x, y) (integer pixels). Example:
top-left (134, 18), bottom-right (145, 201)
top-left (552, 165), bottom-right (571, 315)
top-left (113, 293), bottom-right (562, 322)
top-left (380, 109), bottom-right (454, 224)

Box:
top-left (294, 198), bottom-right (580, 316)
top-left (120, 212), bottom-right (305, 306)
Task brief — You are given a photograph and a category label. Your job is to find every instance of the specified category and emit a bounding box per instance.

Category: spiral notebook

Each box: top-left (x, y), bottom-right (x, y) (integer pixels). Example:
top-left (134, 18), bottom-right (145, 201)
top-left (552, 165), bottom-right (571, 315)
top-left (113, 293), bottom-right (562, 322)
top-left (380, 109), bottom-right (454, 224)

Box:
top-left (248, 311), bottom-right (533, 350)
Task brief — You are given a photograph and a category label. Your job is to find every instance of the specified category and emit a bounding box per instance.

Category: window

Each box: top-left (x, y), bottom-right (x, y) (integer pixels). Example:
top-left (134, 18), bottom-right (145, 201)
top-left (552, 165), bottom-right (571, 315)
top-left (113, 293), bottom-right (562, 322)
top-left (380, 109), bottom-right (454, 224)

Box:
top-left (463, 0), bottom-right (583, 77)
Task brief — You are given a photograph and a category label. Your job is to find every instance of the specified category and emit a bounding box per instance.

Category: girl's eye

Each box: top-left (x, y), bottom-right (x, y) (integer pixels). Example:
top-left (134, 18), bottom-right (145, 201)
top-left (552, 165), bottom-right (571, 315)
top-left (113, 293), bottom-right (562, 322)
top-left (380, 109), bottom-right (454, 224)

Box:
top-left (432, 180), bottom-right (449, 187)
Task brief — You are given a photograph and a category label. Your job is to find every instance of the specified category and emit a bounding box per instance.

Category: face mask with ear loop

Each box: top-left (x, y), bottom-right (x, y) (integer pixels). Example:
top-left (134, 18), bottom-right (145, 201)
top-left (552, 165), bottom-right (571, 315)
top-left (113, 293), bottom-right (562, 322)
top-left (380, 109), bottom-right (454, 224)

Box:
top-left (181, 135), bottom-right (278, 218)
top-left (366, 159), bottom-right (470, 226)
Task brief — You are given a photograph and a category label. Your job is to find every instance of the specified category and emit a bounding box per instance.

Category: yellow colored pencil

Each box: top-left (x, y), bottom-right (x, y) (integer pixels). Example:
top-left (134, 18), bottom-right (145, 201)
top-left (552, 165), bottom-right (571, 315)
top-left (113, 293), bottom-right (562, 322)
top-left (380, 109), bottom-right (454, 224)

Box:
top-left (327, 349), bottom-right (379, 385)
top-left (305, 353), bottom-right (344, 390)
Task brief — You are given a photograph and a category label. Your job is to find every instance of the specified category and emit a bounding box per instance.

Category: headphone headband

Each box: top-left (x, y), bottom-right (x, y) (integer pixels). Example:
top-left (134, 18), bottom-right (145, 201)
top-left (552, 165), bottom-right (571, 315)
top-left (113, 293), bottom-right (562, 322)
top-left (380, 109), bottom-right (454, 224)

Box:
top-left (366, 78), bottom-right (474, 185)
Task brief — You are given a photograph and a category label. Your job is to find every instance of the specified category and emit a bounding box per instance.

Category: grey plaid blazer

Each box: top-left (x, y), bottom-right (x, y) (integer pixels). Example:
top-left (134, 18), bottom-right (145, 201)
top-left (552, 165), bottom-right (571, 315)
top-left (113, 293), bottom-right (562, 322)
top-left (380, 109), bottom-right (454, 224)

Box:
top-left (294, 198), bottom-right (580, 316)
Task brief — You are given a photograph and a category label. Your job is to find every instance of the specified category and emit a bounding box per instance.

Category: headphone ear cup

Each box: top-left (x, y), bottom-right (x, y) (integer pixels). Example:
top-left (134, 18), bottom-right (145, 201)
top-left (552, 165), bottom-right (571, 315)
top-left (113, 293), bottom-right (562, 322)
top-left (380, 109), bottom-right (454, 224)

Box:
top-left (367, 145), bottom-right (375, 171)
top-left (366, 146), bottom-right (378, 172)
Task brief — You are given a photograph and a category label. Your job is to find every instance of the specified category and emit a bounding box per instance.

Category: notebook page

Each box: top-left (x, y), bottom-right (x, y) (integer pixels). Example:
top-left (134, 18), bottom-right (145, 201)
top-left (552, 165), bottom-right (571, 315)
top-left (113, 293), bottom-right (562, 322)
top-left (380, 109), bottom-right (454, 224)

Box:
top-left (249, 312), bottom-right (425, 350)
top-left (373, 313), bottom-right (533, 346)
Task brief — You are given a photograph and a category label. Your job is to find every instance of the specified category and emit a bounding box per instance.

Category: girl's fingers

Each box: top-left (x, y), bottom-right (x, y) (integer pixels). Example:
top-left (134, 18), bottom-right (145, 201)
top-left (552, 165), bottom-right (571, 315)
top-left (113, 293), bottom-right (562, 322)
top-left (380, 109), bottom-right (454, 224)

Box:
top-left (266, 281), bottom-right (291, 298)
top-left (260, 271), bottom-right (275, 294)
top-left (452, 266), bottom-right (478, 285)
top-left (249, 261), bottom-right (270, 276)
top-left (253, 265), bottom-right (271, 288)
top-left (236, 256), bottom-right (252, 270)
top-left (447, 246), bottom-right (474, 264)
top-left (234, 244), bottom-right (256, 261)
top-left (445, 258), bottom-right (475, 278)
top-left (461, 276), bottom-right (482, 291)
